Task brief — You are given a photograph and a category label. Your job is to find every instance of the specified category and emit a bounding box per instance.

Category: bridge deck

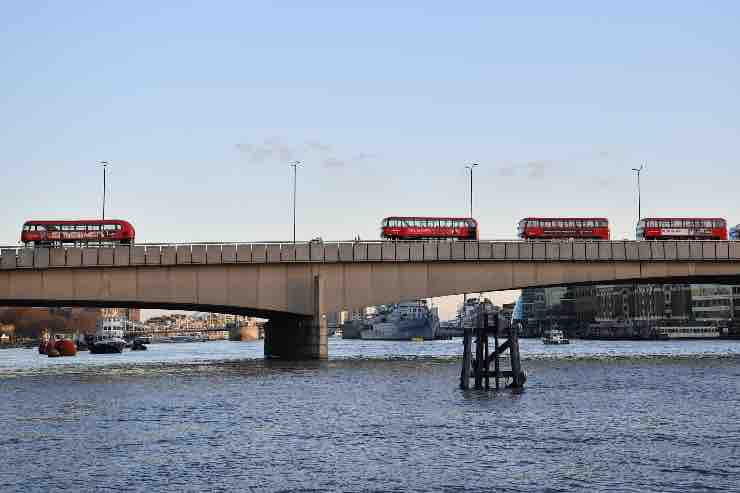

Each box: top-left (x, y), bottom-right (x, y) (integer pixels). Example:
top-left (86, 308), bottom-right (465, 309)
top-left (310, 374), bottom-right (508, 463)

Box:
top-left (1, 240), bottom-right (739, 270)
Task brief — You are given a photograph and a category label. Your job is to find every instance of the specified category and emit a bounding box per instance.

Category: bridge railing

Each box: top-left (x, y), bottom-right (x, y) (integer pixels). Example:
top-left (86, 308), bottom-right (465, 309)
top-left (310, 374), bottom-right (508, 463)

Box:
top-left (1, 240), bottom-right (739, 270)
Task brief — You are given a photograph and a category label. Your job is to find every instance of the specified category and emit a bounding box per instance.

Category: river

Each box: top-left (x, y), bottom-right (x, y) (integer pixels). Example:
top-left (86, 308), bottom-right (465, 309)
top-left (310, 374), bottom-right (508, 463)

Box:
top-left (1, 339), bottom-right (739, 492)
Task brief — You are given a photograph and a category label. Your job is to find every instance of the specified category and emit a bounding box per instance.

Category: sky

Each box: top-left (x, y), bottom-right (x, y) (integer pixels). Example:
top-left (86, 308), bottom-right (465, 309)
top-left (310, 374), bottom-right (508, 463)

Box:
top-left (1, 2), bottom-right (739, 319)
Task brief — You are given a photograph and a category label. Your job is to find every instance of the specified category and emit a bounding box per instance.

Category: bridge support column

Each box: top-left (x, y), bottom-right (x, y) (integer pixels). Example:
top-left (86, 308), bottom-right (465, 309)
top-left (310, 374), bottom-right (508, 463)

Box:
top-left (263, 315), bottom-right (328, 360)
top-left (263, 274), bottom-right (328, 360)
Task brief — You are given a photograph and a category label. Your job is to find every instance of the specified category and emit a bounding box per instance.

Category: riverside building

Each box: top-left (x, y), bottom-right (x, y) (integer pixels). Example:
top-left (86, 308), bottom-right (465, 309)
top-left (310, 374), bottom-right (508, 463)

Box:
top-left (518, 283), bottom-right (740, 339)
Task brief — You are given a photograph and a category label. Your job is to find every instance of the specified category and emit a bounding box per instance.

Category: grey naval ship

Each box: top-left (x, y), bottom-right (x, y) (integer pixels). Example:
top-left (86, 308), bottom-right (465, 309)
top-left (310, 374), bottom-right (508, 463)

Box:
top-left (342, 301), bottom-right (440, 341)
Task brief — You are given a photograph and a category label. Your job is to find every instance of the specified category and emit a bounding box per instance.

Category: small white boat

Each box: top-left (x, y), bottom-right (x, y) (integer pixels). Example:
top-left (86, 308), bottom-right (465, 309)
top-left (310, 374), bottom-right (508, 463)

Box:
top-left (542, 329), bottom-right (570, 345)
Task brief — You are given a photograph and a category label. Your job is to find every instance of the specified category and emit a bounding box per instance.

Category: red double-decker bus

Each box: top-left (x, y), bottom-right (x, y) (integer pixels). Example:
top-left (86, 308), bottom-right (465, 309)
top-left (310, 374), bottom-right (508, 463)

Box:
top-left (636, 218), bottom-right (727, 240)
top-left (21, 219), bottom-right (136, 247)
top-left (517, 217), bottom-right (610, 240)
top-left (381, 217), bottom-right (478, 240)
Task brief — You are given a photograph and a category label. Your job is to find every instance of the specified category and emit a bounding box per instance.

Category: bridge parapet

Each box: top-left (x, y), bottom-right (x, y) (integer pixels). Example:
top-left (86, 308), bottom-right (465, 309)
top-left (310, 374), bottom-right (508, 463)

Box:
top-left (1, 240), bottom-right (739, 270)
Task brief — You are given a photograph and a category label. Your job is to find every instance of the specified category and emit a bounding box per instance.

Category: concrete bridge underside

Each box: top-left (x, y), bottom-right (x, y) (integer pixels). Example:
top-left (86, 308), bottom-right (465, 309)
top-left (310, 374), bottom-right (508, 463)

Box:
top-left (2, 259), bottom-right (740, 359)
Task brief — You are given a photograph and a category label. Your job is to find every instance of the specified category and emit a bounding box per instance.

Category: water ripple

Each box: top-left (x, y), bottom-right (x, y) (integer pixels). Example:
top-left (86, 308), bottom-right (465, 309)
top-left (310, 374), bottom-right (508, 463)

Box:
top-left (2, 340), bottom-right (740, 491)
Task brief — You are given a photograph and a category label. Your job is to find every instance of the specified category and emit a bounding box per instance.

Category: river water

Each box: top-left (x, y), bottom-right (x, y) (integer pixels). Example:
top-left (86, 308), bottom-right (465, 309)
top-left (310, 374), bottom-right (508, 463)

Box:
top-left (1, 339), bottom-right (739, 492)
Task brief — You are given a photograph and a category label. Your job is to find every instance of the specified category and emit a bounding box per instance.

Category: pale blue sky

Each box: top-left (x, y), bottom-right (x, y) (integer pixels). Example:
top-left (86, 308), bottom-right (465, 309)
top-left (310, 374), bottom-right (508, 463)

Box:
top-left (2, 2), bottom-right (739, 317)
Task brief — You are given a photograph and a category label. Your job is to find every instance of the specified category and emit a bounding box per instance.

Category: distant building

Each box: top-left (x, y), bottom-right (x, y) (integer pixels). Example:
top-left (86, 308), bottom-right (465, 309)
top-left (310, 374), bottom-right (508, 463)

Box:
top-left (0, 307), bottom-right (98, 337)
top-left (518, 282), bottom-right (740, 339)
top-left (100, 308), bottom-right (140, 321)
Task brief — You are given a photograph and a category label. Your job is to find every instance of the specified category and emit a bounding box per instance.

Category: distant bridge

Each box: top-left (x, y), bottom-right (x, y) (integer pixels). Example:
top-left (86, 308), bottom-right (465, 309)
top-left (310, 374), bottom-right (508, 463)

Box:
top-left (2, 240), bottom-right (739, 358)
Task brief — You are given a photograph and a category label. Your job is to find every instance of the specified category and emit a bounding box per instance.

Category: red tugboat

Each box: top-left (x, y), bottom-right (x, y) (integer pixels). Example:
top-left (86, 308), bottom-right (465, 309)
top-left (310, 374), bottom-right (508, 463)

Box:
top-left (39, 334), bottom-right (77, 357)
top-left (54, 337), bottom-right (77, 357)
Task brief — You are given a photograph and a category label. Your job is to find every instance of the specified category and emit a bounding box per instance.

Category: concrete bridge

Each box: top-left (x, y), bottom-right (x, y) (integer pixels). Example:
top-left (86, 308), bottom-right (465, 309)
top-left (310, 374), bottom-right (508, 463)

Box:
top-left (2, 240), bottom-right (740, 358)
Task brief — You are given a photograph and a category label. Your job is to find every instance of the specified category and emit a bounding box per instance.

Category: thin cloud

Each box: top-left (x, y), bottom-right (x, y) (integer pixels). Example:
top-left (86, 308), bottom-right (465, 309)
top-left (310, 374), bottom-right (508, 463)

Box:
top-left (497, 160), bottom-right (550, 180)
top-left (236, 137), bottom-right (377, 169)
top-left (305, 140), bottom-right (333, 154)
top-left (236, 137), bottom-right (297, 164)
top-left (353, 152), bottom-right (378, 162)
top-left (323, 157), bottom-right (346, 168)
top-left (526, 161), bottom-right (547, 179)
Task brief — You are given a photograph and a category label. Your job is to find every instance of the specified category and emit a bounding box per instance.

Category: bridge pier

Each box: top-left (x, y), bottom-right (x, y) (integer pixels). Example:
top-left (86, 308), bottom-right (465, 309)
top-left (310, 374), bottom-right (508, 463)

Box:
top-left (263, 274), bottom-right (328, 360)
top-left (263, 315), bottom-right (328, 360)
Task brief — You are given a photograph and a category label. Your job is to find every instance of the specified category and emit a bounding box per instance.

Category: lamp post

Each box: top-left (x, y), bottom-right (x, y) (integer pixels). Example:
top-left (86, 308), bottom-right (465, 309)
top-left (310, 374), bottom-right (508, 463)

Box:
top-left (465, 163), bottom-right (479, 218)
top-left (631, 163), bottom-right (644, 224)
top-left (462, 163), bottom-right (479, 307)
top-left (630, 163), bottom-right (645, 330)
top-left (100, 161), bottom-right (109, 221)
top-left (290, 161), bottom-right (301, 243)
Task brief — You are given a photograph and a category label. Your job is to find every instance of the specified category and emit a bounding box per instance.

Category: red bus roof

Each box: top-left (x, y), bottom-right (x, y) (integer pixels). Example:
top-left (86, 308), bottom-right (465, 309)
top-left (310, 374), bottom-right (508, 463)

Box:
top-left (520, 217), bottom-right (609, 221)
top-left (639, 217), bottom-right (726, 221)
top-left (383, 216), bottom-right (477, 221)
top-left (23, 219), bottom-right (133, 226)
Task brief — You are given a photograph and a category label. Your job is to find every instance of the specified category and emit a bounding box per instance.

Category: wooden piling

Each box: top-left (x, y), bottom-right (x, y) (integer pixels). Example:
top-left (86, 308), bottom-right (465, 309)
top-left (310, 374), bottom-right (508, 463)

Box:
top-left (493, 315), bottom-right (500, 390)
top-left (460, 310), bottom-right (525, 391)
top-left (460, 327), bottom-right (472, 390)
top-left (508, 322), bottom-right (526, 388)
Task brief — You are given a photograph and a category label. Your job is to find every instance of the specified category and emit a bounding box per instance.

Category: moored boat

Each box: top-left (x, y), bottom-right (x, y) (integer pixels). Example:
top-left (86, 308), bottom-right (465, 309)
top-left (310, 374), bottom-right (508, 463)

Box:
top-left (542, 329), bottom-right (570, 345)
top-left (90, 317), bottom-right (127, 354)
top-left (131, 338), bottom-right (148, 351)
top-left (54, 338), bottom-right (77, 356)
top-left (39, 335), bottom-right (77, 356)
top-left (360, 301), bottom-right (439, 341)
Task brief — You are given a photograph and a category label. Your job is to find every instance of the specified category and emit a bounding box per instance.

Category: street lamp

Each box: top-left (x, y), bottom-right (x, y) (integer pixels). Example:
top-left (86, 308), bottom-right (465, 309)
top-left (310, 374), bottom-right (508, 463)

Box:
top-left (465, 163), bottom-right (479, 218)
top-left (631, 163), bottom-right (645, 224)
top-left (99, 161), bottom-right (109, 221)
top-left (290, 161), bottom-right (302, 243)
